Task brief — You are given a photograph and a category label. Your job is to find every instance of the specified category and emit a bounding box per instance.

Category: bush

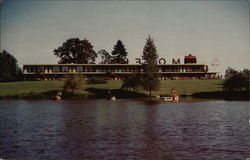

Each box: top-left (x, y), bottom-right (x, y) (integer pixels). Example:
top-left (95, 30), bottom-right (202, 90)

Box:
top-left (63, 75), bottom-right (85, 94)
top-left (121, 73), bottom-right (143, 91)
top-left (87, 77), bottom-right (107, 84)
top-left (223, 73), bottom-right (249, 91)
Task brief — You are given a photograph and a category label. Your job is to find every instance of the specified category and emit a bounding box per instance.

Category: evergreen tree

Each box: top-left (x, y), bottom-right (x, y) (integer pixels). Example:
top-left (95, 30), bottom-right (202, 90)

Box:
top-left (111, 40), bottom-right (129, 64)
top-left (98, 49), bottom-right (112, 64)
top-left (141, 36), bottom-right (160, 99)
top-left (0, 50), bottom-right (23, 82)
top-left (54, 38), bottom-right (97, 64)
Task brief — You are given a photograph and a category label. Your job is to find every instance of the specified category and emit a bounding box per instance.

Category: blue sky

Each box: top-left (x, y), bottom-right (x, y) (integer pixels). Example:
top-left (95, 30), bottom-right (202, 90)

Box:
top-left (1, 0), bottom-right (249, 74)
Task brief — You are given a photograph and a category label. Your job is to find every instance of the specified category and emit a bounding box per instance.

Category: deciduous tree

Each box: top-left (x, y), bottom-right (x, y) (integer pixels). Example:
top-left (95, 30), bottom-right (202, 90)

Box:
top-left (223, 67), bottom-right (249, 91)
top-left (225, 67), bottom-right (237, 79)
top-left (54, 38), bottom-right (97, 64)
top-left (223, 73), bottom-right (249, 91)
top-left (98, 49), bottom-right (112, 64)
top-left (0, 50), bottom-right (23, 82)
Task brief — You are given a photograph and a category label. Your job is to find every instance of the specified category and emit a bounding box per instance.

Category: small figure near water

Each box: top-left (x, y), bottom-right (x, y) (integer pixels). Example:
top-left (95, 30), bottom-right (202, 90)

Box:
top-left (53, 91), bottom-right (62, 101)
top-left (171, 88), bottom-right (179, 101)
top-left (107, 90), bottom-right (116, 100)
top-left (110, 96), bottom-right (116, 101)
top-left (158, 88), bottom-right (179, 102)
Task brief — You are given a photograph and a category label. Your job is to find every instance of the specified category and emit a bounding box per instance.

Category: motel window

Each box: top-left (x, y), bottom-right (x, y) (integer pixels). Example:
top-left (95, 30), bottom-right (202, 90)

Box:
top-left (86, 66), bottom-right (93, 72)
top-left (77, 66), bottom-right (84, 72)
top-left (27, 67), bottom-right (32, 72)
top-left (62, 66), bottom-right (69, 72)
top-left (38, 66), bottom-right (45, 72)
top-left (100, 67), bottom-right (106, 72)
top-left (165, 67), bottom-right (171, 72)
top-left (52, 66), bottom-right (60, 72)
top-left (28, 66), bottom-right (38, 72)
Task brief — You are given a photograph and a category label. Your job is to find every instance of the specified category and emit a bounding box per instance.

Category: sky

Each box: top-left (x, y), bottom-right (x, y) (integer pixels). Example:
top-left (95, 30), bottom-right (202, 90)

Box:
top-left (1, 0), bottom-right (249, 74)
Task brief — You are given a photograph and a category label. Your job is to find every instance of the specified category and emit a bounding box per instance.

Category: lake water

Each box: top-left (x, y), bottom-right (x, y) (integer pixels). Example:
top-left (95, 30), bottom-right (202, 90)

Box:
top-left (0, 100), bottom-right (249, 160)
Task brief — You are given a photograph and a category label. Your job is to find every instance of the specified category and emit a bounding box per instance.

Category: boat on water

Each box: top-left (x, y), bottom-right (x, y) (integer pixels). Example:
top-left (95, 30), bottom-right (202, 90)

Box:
top-left (107, 90), bottom-right (116, 101)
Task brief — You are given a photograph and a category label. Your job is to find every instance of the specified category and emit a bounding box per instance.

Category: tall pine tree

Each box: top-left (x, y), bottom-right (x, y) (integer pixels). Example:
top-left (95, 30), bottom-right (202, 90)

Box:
top-left (111, 40), bottom-right (128, 64)
top-left (142, 36), bottom-right (160, 99)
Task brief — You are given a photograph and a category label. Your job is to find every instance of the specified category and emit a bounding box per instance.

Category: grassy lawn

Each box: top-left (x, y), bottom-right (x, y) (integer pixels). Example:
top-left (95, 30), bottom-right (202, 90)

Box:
top-left (0, 80), bottom-right (223, 98)
top-left (0, 81), bottom-right (64, 97)
top-left (0, 80), bottom-right (123, 97)
top-left (156, 80), bottom-right (223, 96)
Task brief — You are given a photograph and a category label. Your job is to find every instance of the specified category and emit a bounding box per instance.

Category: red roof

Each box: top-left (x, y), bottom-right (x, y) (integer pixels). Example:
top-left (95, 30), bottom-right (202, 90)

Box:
top-left (185, 56), bottom-right (196, 59)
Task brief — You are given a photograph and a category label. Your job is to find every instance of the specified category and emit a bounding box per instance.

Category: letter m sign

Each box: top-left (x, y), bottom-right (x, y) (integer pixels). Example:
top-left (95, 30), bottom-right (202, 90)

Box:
top-left (172, 58), bottom-right (180, 64)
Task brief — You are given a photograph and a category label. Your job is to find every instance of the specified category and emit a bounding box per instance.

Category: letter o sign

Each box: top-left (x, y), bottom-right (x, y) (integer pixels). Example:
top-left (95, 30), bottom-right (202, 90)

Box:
top-left (158, 58), bottom-right (166, 64)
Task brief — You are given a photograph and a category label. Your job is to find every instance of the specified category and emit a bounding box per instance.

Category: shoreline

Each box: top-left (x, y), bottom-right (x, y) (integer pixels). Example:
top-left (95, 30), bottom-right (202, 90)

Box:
top-left (0, 90), bottom-right (249, 101)
top-left (0, 80), bottom-right (248, 101)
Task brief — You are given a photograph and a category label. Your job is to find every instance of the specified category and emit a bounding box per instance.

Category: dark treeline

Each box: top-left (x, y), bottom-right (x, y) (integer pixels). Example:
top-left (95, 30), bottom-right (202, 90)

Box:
top-left (54, 38), bottom-right (129, 64)
top-left (0, 50), bottom-right (23, 82)
top-left (223, 67), bottom-right (249, 91)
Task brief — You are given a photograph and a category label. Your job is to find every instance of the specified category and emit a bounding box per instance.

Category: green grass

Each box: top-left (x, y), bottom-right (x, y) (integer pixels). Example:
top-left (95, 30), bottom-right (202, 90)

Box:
top-left (0, 81), bottom-right (64, 97)
top-left (0, 80), bottom-right (123, 97)
top-left (156, 80), bottom-right (223, 96)
top-left (0, 80), bottom-right (224, 98)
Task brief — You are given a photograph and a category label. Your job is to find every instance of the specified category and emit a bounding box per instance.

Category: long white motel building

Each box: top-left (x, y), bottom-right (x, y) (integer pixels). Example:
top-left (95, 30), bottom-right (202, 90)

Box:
top-left (23, 55), bottom-right (218, 80)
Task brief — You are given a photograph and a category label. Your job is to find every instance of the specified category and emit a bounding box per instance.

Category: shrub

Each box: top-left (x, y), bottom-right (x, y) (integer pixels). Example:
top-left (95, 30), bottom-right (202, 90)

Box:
top-left (223, 73), bottom-right (249, 91)
top-left (121, 73), bottom-right (143, 91)
top-left (63, 75), bottom-right (85, 94)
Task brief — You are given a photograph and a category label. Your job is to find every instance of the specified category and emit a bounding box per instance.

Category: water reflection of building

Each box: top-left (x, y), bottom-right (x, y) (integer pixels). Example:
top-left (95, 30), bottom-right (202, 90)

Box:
top-left (23, 55), bottom-right (217, 80)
